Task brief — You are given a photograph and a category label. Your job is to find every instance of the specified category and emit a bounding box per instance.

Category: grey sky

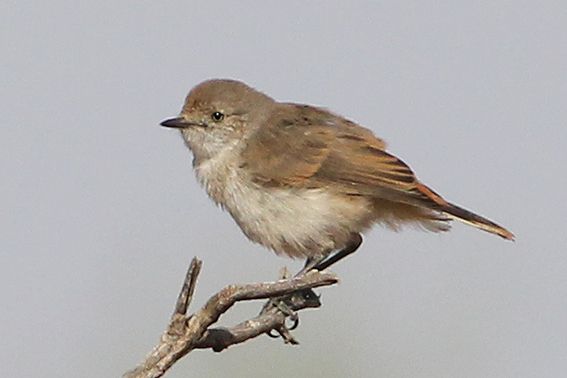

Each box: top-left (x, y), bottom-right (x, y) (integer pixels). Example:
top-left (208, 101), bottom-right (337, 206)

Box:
top-left (1, 1), bottom-right (566, 377)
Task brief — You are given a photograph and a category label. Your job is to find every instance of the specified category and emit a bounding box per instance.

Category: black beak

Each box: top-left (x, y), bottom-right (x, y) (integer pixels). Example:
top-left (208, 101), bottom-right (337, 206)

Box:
top-left (160, 117), bottom-right (192, 129)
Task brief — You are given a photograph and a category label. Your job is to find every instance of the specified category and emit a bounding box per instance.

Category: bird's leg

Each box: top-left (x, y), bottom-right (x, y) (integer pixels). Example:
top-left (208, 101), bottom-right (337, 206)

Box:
top-left (266, 234), bottom-right (362, 340)
top-left (312, 233), bottom-right (363, 272)
top-left (299, 255), bottom-right (326, 276)
top-left (294, 233), bottom-right (362, 277)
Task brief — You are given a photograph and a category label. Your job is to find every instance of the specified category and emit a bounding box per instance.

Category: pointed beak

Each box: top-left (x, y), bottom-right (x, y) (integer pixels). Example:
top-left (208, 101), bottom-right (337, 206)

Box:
top-left (160, 117), bottom-right (192, 129)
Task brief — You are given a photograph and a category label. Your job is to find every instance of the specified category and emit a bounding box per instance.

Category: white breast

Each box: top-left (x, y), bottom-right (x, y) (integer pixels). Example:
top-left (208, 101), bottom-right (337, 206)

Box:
top-left (194, 149), bottom-right (372, 258)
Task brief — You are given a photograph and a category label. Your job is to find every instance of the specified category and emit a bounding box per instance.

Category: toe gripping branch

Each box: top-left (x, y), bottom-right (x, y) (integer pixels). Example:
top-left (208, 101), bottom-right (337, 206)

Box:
top-left (264, 286), bottom-right (322, 343)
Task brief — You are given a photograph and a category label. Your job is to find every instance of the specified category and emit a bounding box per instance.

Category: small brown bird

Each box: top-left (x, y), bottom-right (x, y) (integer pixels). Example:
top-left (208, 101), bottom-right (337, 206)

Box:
top-left (161, 79), bottom-right (513, 270)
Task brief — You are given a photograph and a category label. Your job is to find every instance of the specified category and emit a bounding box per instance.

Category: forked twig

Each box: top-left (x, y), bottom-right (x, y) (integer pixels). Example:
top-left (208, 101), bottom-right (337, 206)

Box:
top-left (124, 257), bottom-right (338, 378)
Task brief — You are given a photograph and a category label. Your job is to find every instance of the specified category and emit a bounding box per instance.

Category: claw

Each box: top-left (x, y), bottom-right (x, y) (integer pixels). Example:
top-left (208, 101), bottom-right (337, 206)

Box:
top-left (265, 297), bottom-right (300, 338)
top-left (267, 329), bottom-right (280, 338)
top-left (287, 315), bottom-right (299, 330)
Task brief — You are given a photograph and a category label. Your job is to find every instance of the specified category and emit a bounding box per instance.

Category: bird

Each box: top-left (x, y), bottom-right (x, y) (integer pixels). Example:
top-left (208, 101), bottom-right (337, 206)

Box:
top-left (161, 79), bottom-right (514, 270)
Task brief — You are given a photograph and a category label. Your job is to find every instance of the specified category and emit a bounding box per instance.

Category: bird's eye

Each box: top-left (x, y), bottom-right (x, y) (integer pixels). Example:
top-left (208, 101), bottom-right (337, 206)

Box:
top-left (211, 111), bottom-right (224, 122)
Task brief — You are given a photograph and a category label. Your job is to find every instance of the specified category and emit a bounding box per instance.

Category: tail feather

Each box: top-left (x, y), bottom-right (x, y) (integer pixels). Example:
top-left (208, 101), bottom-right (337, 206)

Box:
top-left (413, 182), bottom-right (514, 240)
top-left (440, 202), bottom-right (515, 240)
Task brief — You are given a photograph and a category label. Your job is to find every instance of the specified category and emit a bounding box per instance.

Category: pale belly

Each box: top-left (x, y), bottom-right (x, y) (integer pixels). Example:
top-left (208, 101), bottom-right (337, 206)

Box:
top-left (194, 150), bottom-right (373, 258)
top-left (217, 177), bottom-right (373, 258)
top-left (192, 147), bottom-right (449, 257)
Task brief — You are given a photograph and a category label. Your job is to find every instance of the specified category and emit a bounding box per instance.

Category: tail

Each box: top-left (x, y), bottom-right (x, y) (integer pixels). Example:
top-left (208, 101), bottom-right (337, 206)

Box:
top-left (414, 183), bottom-right (515, 240)
top-left (441, 202), bottom-right (515, 240)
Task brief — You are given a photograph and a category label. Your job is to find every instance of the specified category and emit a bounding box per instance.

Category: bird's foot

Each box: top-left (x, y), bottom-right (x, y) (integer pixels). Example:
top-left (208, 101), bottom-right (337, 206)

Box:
top-left (265, 297), bottom-right (299, 338)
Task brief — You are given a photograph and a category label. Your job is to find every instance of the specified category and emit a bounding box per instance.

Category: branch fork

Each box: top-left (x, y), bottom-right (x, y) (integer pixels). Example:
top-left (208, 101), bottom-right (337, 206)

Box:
top-left (124, 258), bottom-right (338, 378)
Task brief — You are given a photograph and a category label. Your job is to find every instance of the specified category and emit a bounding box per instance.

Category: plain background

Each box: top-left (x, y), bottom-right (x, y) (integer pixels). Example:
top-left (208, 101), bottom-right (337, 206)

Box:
top-left (2, 1), bottom-right (566, 377)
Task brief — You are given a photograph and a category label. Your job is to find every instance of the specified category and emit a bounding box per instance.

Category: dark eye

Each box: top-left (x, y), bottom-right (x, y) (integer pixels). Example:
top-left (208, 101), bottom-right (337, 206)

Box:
top-left (211, 111), bottom-right (224, 122)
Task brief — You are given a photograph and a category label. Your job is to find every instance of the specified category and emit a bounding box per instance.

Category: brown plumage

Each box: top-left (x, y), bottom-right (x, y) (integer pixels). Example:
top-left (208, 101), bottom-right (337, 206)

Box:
top-left (161, 79), bottom-right (514, 262)
top-left (242, 101), bottom-right (514, 241)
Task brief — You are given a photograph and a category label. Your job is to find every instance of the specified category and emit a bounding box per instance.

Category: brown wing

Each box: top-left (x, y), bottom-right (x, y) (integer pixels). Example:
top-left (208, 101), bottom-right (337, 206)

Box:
top-left (242, 104), bottom-right (515, 240)
top-left (242, 104), bottom-right (436, 207)
top-left (240, 105), bottom-right (335, 186)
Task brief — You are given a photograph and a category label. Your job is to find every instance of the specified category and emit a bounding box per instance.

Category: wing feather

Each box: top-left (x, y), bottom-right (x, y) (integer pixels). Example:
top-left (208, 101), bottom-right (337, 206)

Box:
top-left (242, 104), bottom-right (440, 209)
top-left (241, 103), bottom-right (514, 240)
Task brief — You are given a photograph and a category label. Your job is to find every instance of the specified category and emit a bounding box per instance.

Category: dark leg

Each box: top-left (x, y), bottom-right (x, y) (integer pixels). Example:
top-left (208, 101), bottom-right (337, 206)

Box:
top-left (297, 233), bottom-right (363, 277)
top-left (265, 233), bottom-right (363, 339)
top-left (300, 255), bottom-right (325, 275)
top-left (313, 233), bottom-right (363, 271)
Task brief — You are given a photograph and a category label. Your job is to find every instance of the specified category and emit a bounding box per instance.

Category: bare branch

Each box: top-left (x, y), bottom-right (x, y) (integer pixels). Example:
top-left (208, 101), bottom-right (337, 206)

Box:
top-left (124, 260), bottom-right (338, 378)
top-left (174, 257), bottom-right (202, 316)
